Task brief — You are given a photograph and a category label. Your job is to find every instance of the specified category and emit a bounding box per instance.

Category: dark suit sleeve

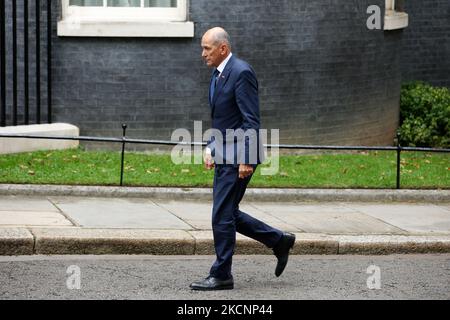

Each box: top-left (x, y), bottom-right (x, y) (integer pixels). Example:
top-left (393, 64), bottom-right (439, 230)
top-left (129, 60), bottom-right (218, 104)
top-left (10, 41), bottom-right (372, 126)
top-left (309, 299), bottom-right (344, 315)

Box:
top-left (235, 69), bottom-right (261, 131)
top-left (235, 69), bottom-right (260, 164)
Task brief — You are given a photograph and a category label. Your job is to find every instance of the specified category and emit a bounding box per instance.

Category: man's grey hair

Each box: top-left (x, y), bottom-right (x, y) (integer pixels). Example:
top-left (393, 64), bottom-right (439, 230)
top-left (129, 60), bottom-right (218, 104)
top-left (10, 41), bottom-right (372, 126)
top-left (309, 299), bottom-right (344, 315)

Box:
top-left (212, 28), bottom-right (231, 49)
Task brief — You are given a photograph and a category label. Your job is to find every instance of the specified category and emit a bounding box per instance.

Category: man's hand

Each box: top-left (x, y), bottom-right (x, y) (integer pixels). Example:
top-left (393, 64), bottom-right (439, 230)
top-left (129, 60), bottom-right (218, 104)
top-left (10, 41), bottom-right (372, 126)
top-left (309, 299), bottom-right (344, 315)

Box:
top-left (239, 164), bottom-right (254, 179)
top-left (204, 148), bottom-right (215, 170)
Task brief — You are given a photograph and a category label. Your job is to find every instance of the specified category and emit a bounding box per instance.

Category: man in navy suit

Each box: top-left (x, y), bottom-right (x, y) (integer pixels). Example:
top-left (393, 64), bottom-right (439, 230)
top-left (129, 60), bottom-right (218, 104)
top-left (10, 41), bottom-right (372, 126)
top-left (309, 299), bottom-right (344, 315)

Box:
top-left (190, 27), bottom-right (296, 291)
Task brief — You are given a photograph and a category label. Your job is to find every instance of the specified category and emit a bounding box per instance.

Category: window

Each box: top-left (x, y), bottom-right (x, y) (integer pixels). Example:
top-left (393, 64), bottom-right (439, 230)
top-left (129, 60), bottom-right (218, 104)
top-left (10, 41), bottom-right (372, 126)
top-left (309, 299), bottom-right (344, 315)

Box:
top-left (384, 0), bottom-right (408, 30)
top-left (58, 0), bottom-right (194, 37)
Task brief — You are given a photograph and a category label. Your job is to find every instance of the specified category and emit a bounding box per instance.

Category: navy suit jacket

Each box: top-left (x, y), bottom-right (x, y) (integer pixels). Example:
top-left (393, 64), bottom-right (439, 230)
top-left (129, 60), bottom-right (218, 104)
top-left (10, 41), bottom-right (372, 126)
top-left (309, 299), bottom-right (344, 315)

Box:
top-left (207, 55), bottom-right (265, 165)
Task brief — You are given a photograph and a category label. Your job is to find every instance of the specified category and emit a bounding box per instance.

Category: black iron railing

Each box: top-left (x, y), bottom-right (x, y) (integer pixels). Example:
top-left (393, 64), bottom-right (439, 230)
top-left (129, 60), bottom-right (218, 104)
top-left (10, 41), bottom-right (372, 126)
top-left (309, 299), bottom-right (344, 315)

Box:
top-left (0, 127), bottom-right (449, 189)
top-left (0, 0), bottom-right (52, 127)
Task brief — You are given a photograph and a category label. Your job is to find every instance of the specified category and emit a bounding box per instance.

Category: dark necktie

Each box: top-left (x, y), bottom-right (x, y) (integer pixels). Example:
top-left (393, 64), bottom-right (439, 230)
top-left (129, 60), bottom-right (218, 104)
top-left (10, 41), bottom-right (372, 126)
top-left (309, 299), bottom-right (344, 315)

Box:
top-left (209, 69), bottom-right (220, 104)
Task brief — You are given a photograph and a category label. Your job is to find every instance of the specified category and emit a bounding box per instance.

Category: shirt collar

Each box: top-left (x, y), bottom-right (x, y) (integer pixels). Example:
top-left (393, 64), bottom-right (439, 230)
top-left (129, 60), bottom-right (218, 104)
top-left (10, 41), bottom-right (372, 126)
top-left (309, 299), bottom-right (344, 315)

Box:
top-left (217, 53), bottom-right (233, 74)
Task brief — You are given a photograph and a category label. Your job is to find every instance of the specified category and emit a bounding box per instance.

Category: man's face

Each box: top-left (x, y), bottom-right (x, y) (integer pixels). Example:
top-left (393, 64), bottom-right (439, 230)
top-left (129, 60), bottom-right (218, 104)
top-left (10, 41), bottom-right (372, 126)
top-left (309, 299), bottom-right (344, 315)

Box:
top-left (201, 34), bottom-right (226, 68)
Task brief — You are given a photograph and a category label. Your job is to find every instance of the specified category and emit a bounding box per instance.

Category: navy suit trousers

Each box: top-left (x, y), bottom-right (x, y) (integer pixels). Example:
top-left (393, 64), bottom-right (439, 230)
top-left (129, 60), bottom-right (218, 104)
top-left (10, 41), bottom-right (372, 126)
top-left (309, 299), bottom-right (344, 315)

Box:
top-left (209, 164), bottom-right (283, 280)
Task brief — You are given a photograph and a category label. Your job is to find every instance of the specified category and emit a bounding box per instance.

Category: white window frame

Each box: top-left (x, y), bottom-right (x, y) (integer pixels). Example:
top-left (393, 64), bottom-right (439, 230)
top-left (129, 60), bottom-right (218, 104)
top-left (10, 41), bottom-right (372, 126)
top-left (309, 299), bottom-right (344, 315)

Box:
top-left (58, 0), bottom-right (194, 37)
top-left (384, 0), bottom-right (408, 30)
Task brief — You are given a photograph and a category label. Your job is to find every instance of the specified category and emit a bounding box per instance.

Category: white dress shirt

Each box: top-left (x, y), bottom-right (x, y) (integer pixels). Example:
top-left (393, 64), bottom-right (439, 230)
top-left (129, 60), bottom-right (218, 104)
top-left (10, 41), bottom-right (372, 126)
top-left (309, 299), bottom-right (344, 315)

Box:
top-left (217, 52), bottom-right (233, 75)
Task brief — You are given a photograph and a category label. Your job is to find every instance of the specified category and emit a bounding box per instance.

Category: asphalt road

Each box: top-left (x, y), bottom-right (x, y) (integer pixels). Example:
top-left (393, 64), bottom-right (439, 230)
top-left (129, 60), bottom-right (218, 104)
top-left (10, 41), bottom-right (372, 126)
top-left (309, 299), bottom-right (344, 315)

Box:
top-left (0, 254), bottom-right (448, 300)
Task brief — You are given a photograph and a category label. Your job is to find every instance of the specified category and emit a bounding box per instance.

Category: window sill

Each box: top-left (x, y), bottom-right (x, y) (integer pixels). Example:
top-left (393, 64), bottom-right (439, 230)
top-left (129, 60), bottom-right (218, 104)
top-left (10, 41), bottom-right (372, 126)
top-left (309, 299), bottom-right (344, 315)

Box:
top-left (384, 11), bottom-right (409, 30)
top-left (57, 19), bottom-right (194, 37)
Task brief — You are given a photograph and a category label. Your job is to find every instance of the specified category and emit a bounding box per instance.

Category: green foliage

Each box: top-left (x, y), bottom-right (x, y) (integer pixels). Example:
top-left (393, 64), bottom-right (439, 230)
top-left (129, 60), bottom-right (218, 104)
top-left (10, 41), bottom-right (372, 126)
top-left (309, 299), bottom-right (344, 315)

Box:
top-left (399, 82), bottom-right (450, 148)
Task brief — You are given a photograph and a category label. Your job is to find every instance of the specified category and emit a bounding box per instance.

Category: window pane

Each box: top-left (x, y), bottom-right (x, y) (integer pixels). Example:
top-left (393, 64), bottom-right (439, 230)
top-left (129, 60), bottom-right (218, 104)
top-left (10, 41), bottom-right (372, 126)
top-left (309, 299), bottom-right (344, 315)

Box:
top-left (69, 0), bottom-right (103, 6)
top-left (107, 0), bottom-right (140, 7)
top-left (145, 0), bottom-right (177, 8)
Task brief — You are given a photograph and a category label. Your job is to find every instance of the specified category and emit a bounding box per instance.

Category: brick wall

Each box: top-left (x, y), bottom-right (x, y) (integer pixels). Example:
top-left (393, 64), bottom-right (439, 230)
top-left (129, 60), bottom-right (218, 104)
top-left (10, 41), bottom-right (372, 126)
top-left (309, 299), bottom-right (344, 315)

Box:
top-left (400, 0), bottom-right (449, 87)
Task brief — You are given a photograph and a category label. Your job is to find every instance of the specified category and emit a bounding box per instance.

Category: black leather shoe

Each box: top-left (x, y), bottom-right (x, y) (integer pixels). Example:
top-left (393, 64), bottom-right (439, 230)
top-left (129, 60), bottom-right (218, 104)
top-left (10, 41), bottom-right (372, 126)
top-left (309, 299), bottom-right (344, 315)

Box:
top-left (273, 232), bottom-right (296, 277)
top-left (190, 276), bottom-right (234, 291)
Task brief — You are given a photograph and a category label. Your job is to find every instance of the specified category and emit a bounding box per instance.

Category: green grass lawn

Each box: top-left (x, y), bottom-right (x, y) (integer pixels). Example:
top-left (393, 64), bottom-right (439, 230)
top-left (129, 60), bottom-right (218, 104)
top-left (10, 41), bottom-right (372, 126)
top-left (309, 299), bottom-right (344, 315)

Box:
top-left (0, 148), bottom-right (448, 189)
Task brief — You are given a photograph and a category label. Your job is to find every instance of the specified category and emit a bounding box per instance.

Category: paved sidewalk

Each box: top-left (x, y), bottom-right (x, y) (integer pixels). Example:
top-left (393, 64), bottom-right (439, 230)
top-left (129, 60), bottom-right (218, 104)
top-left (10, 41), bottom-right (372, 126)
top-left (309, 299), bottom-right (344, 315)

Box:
top-left (0, 190), bottom-right (449, 255)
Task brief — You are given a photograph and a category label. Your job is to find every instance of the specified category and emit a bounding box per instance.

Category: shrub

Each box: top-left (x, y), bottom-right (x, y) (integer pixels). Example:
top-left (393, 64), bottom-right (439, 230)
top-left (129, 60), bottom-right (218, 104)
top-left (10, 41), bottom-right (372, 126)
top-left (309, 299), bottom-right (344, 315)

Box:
top-left (399, 82), bottom-right (450, 148)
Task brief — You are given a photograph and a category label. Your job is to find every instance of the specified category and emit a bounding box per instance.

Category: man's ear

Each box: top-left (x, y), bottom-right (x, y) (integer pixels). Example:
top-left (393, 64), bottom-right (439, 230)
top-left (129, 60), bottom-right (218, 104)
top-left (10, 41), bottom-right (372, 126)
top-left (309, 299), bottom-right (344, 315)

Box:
top-left (220, 44), bottom-right (227, 55)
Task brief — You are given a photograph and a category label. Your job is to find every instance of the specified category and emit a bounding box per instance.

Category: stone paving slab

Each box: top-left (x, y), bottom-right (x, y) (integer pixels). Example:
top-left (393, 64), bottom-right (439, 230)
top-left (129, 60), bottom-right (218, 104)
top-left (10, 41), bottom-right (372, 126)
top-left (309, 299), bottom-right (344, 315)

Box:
top-left (347, 204), bottom-right (450, 234)
top-left (0, 196), bottom-right (59, 212)
top-left (0, 211), bottom-right (74, 227)
top-left (250, 203), bottom-right (407, 234)
top-left (49, 197), bottom-right (192, 230)
top-left (155, 201), bottom-right (297, 231)
top-left (153, 201), bottom-right (211, 230)
top-left (242, 204), bottom-right (302, 232)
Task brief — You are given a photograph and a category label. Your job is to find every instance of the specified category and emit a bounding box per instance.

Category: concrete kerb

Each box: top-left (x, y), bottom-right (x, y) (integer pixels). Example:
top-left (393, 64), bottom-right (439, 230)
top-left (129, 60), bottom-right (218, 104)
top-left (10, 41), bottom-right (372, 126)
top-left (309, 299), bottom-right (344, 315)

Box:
top-left (1, 228), bottom-right (449, 256)
top-left (333, 235), bottom-right (450, 254)
top-left (0, 184), bottom-right (449, 203)
top-left (0, 228), bottom-right (35, 255)
top-left (31, 228), bottom-right (196, 255)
